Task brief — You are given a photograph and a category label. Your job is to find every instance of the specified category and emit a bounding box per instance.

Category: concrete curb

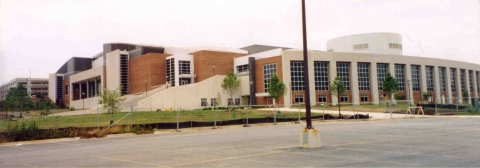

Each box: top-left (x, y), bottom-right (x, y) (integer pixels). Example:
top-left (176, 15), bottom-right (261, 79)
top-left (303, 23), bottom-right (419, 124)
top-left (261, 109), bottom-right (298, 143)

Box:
top-left (105, 133), bottom-right (136, 138)
top-left (0, 137), bottom-right (80, 147)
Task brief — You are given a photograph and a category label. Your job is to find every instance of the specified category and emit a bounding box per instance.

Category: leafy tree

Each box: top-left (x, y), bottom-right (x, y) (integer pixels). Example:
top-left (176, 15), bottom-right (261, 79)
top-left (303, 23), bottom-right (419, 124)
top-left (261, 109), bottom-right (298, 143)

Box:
top-left (422, 91), bottom-right (430, 104)
top-left (382, 72), bottom-right (398, 102)
top-left (267, 74), bottom-right (286, 107)
top-left (330, 76), bottom-right (346, 117)
top-left (98, 88), bottom-right (126, 114)
top-left (221, 72), bottom-right (240, 106)
top-left (462, 91), bottom-right (469, 104)
top-left (3, 84), bottom-right (32, 116)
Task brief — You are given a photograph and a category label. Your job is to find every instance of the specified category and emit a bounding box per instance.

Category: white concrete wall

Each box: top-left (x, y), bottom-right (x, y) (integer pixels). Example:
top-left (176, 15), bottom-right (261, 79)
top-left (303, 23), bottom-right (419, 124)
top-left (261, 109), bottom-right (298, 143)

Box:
top-left (167, 54), bottom-right (194, 86)
top-left (327, 32), bottom-right (403, 55)
top-left (233, 48), bottom-right (283, 74)
top-left (106, 50), bottom-right (129, 91)
top-left (92, 56), bottom-right (104, 68)
top-left (70, 97), bottom-right (99, 110)
top-left (48, 73), bottom-right (57, 102)
top-left (137, 75), bottom-right (240, 110)
top-left (69, 66), bottom-right (104, 84)
top-left (239, 75), bottom-right (250, 96)
top-left (164, 46), bottom-right (248, 55)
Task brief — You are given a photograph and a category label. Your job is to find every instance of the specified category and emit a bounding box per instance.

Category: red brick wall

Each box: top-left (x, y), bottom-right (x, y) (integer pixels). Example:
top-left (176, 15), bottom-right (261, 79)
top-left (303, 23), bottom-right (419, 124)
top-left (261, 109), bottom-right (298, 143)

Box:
top-left (254, 56), bottom-right (284, 105)
top-left (192, 50), bottom-right (246, 83)
top-left (129, 53), bottom-right (169, 94)
top-left (63, 78), bottom-right (70, 107)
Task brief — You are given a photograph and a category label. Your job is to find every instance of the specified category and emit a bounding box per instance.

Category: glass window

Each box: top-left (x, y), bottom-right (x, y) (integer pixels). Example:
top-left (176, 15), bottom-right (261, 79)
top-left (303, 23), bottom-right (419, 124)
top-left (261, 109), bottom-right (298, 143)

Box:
top-left (179, 61), bottom-right (190, 74)
top-left (237, 64), bottom-right (249, 73)
top-left (361, 94), bottom-right (368, 102)
top-left (318, 94), bottom-right (327, 103)
top-left (395, 64), bottom-right (405, 91)
top-left (290, 61), bottom-right (304, 91)
top-left (358, 63), bottom-right (370, 91)
top-left (460, 69), bottom-right (466, 92)
top-left (295, 94), bottom-right (304, 103)
top-left (377, 64), bottom-right (388, 90)
top-left (477, 71), bottom-right (480, 94)
top-left (426, 66), bottom-right (434, 91)
top-left (439, 67), bottom-right (446, 92)
top-left (451, 68), bottom-right (457, 92)
top-left (336, 62), bottom-right (350, 90)
top-left (469, 70), bottom-right (474, 93)
top-left (264, 64), bottom-right (277, 92)
top-left (235, 98), bottom-right (240, 106)
top-left (228, 98), bottom-right (234, 106)
top-left (340, 94), bottom-right (348, 102)
top-left (166, 58), bottom-right (175, 87)
top-left (314, 62), bottom-right (329, 91)
top-left (211, 98), bottom-right (216, 106)
top-left (201, 98), bottom-right (208, 106)
top-left (411, 65), bottom-right (421, 91)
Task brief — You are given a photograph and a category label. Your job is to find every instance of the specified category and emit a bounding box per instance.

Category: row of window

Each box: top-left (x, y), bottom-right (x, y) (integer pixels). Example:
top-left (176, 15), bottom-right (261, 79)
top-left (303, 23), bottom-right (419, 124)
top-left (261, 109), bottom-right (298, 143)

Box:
top-left (293, 94), bottom-right (369, 103)
top-left (389, 43), bottom-right (403, 49)
top-left (200, 98), bottom-right (241, 106)
top-left (274, 62), bottom-right (480, 95)
top-left (354, 44), bottom-right (369, 50)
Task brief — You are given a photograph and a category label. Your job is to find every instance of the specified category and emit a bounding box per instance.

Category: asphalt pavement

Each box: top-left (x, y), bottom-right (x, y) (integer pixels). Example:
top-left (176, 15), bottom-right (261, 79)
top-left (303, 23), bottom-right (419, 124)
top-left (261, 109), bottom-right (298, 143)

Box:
top-left (1, 117), bottom-right (480, 167)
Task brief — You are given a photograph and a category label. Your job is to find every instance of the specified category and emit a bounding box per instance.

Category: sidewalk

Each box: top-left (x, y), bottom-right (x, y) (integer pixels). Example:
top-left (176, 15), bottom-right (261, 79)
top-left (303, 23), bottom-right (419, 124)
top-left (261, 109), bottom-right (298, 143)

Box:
top-left (259, 108), bottom-right (416, 119)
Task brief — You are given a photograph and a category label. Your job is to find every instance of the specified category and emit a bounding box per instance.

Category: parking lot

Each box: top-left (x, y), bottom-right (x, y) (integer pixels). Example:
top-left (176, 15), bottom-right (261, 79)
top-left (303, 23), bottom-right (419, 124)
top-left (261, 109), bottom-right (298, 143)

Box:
top-left (1, 117), bottom-right (480, 167)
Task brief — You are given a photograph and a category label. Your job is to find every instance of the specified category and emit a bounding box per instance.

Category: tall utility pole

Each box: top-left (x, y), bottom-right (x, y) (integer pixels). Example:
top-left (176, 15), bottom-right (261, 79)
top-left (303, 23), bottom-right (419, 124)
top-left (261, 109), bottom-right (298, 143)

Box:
top-left (302, 0), bottom-right (312, 130)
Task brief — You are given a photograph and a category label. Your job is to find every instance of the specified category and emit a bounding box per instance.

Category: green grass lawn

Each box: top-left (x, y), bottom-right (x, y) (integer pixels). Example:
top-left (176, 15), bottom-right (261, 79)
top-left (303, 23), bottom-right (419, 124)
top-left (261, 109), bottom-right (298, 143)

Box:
top-left (0, 109), bottom-right (325, 131)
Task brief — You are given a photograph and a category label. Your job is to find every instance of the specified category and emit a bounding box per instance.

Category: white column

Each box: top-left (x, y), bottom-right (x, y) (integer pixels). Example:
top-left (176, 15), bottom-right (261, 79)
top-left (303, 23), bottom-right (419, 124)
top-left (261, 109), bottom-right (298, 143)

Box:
top-left (420, 65), bottom-right (428, 96)
top-left (94, 79), bottom-right (97, 97)
top-left (405, 64), bottom-right (414, 104)
top-left (433, 66), bottom-right (441, 104)
top-left (456, 69), bottom-right (462, 103)
top-left (475, 71), bottom-right (480, 98)
top-left (445, 67), bottom-right (453, 104)
top-left (351, 62), bottom-right (359, 105)
top-left (86, 81), bottom-right (90, 98)
top-left (371, 62), bottom-right (379, 105)
top-left (330, 61), bottom-right (338, 106)
top-left (473, 71), bottom-right (478, 98)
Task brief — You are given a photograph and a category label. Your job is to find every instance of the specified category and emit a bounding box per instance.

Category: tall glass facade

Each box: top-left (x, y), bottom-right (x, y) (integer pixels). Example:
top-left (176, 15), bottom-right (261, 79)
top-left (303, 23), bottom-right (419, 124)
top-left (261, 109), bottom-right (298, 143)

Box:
top-left (358, 63), bottom-right (370, 91)
top-left (411, 65), bottom-right (421, 91)
top-left (337, 62), bottom-right (350, 90)
top-left (377, 64), bottom-right (388, 90)
top-left (314, 62), bottom-right (329, 91)
top-left (290, 61), bottom-right (304, 91)
top-left (395, 65), bottom-right (405, 91)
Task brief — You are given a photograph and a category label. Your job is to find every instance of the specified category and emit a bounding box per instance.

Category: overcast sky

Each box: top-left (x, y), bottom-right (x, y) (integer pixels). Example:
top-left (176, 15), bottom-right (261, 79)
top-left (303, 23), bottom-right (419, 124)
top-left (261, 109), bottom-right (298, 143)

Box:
top-left (1, 0), bottom-right (479, 84)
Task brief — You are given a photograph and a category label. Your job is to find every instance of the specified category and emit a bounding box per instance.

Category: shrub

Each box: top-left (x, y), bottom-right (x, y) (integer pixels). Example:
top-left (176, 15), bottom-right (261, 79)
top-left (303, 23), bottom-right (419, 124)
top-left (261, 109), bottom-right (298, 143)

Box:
top-left (70, 107), bottom-right (76, 111)
top-left (394, 94), bottom-right (406, 100)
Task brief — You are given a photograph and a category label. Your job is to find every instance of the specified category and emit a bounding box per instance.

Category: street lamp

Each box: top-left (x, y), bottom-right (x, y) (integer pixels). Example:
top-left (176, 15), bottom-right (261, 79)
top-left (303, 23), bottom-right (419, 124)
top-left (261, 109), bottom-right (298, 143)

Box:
top-left (82, 92), bottom-right (85, 110)
top-left (407, 80), bottom-right (411, 107)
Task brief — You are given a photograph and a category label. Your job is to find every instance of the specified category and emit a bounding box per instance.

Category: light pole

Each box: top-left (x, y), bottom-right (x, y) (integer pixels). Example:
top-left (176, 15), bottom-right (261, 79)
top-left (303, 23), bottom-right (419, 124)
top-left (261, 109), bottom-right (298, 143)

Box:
top-left (244, 82), bottom-right (254, 127)
top-left (82, 92), bottom-right (85, 110)
top-left (407, 80), bottom-right (411, 107)
top-left (213, 66), bottom-right (218, 129)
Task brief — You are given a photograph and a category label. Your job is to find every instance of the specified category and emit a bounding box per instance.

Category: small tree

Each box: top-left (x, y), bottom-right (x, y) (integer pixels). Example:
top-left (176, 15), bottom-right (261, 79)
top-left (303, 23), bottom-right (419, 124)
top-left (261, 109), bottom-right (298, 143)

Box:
top-left (267, 74), bottom-right (287, 109)
top-left (221, 72), bottom-right (240, 107)
top-left (422, 91), bottom-right (430, 104)
top-left (462, 91), bottom-right (469, 104)
top-left (382, 72), bottom-right (398, 103)
top-left (98, 88), bottom-right (126, 115)
top-left (330, 76), bottom-right (346, 117)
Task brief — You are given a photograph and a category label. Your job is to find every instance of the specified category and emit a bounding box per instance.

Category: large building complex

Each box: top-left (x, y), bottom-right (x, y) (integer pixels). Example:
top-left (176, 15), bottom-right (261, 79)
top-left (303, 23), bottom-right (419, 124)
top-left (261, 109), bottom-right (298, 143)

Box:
top-left (48, 32), bottom-right (480, 110)
top-left (0, 78), bottom-right (49, 100)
